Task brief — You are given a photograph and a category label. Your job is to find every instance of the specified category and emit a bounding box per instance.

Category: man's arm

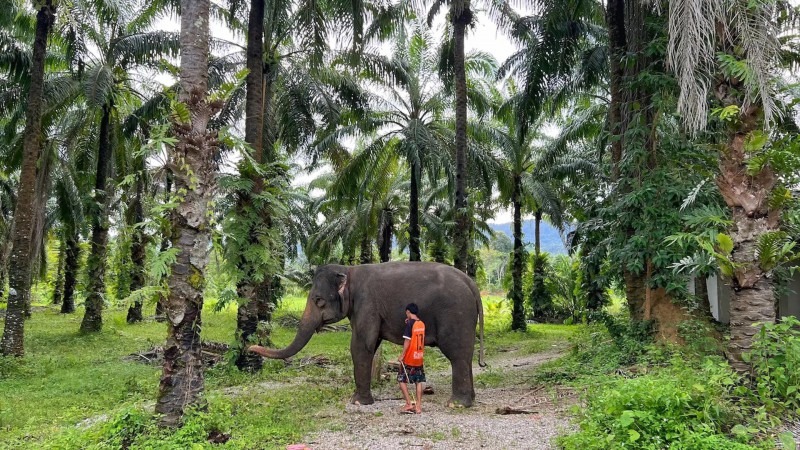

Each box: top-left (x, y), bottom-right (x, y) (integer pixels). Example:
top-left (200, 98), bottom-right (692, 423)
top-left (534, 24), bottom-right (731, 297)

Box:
top-left (399, 338), bottom-right (410, 362)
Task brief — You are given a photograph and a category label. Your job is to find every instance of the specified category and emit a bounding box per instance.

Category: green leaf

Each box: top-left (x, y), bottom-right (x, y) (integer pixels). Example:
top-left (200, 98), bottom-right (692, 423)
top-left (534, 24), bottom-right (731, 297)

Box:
top-left (731, 424), bottom-right (749, 438)
top-left (745, 131), bottom-right (769, 152)
top-left (171, 100), bottom-right (190, 124)
top-left (779, 432), bottom-right (796, 449)
top-left (619, 410), bottom-right (635, 428)
top-left (717, 234), bottom-right (734, 254)
top-left (628, 429), bottom-right (640, 442)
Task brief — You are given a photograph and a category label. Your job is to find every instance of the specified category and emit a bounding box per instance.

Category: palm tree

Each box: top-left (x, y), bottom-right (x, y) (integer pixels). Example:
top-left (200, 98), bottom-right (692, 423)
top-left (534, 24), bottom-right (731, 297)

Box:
top-left (70, 2), bottom-right (178, 333)
top-left (317, 25), bottom-right (459, 262)
top-left (229, 0), bottom-right (375, 371)
top-left (155, 0), bottom-right (216, 427)
top-left (1, 0), bottom-right (57, 357)
top-left (666, 0), bottom-right (798, 370)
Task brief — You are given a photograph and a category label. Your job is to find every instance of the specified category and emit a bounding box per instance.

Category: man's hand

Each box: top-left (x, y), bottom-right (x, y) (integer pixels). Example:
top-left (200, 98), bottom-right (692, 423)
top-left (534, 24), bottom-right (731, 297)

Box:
top-left (398, 355), bottom-right (403, 362)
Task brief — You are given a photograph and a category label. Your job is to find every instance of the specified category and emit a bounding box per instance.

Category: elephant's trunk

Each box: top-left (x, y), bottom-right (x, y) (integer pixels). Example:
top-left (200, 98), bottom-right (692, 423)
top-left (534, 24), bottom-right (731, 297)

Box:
top-left (254, 303), bottom-right (320, 359)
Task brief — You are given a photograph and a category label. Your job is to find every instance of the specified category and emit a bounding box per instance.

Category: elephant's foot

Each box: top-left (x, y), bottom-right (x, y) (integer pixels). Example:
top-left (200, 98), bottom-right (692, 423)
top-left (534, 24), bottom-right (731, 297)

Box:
top-left (447, 393), bottom-right (474, 408)
top-left (351, 392), bottom-right (375, 405)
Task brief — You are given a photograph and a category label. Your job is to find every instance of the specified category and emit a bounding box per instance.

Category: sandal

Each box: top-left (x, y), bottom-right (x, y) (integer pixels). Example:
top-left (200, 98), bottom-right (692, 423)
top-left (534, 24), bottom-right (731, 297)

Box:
top-left (400, 405), bottom-right (415, 414)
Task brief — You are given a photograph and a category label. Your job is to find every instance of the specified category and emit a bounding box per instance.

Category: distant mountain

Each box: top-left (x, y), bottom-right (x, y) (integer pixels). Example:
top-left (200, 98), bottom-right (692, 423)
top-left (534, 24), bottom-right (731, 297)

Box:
top-left (489, 220), bottom-right (567, 255)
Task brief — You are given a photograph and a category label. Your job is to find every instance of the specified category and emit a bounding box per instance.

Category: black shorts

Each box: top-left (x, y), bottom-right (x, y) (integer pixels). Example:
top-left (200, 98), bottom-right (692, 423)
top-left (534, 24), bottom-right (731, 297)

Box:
top-left (397, 364), bottom-right (425, 384)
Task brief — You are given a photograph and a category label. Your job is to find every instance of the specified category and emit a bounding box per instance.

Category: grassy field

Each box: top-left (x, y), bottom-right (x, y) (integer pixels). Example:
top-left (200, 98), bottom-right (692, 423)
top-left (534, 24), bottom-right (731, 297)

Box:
top-left (0, 294), bottom-right (581, 449)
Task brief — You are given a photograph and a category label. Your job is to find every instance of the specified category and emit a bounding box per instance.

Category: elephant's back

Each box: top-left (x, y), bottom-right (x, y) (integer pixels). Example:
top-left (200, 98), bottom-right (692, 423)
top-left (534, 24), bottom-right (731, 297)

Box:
top-left (356, 262), bottom-right (479, 312)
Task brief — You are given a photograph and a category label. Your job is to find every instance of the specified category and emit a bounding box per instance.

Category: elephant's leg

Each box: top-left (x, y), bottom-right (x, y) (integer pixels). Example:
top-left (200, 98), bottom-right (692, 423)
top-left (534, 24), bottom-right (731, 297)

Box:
top-left (447, 357), bottom-right (475, 407)
top-left (350, 332), bottom-right (378, 405)
top-left (438, 329), bottom-right (477, 407)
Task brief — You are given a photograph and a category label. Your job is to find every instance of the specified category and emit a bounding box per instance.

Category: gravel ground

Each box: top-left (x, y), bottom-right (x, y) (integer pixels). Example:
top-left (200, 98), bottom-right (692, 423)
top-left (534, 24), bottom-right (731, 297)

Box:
top-left (301, 350), bottom-right (576, 450)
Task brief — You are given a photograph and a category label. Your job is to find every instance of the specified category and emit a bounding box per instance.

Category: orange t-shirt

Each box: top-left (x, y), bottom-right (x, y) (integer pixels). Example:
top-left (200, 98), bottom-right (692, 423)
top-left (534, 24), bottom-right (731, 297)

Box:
top-left (403, 319), bottom-right (425, 366)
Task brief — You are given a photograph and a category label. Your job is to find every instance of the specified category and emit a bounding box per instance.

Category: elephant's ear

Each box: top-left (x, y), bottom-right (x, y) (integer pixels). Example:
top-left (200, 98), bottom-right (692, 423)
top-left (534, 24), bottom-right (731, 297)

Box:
top-left (336, 272), bottom-right (348, 296)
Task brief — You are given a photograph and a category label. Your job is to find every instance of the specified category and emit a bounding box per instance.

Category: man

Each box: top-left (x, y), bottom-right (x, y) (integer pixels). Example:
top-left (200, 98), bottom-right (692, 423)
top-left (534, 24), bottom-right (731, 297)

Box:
top-left (398, 303), bottom-right (425, 414)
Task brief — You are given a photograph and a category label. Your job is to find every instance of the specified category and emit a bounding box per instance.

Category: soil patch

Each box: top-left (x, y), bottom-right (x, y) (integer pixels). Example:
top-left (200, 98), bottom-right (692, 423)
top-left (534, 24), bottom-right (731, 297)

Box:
top-left (301, 349), bottom-right (576, 449)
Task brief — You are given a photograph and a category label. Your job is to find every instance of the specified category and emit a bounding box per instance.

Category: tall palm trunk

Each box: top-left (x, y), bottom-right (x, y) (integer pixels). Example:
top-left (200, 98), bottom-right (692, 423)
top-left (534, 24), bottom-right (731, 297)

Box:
top-left (378, 209), bottom-right (393, 263)
top-left (155, 170), bottom-right (172, 321)
top-left (452, 1), bottom-right (471, 272)
top-left (360, 234), bottom-right (374, 264)
top-left (61, 231), bottom-right (79, 314)
top-left (156, 0), bottom-right (216, 426)
top-left (409, 161), bottom-right (421, 261)
top-left (126, 169), bottom-right (146, 323)
top-left (1, 0), bottom-right (56, 356)
top-left (607, 0), bottom-right (625, 182)
top-left (530, 208), bottom-right (550, 318)
top-left (235, 0), bottom-right (267, 373)
top-left (256, 62), bottom-right (281, 334)
top-left (510, 176), bottom-right (526, 330)
top-left (52, 239), bottom-right (65, 305)
top-left (715, 104), bottom-right (778, 371)
top-left (80, 103), bottom-right (114, 333)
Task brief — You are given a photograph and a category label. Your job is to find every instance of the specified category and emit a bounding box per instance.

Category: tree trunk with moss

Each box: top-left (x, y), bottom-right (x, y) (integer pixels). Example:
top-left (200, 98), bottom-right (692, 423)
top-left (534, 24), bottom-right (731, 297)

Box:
top-left (234, 0), bottom-right (268, 373)
top-left (1, 0), bottom-right (56, 356)
top-left (409, 161), bottom-right (421, 261)
top-left (126, 167), bottom-right (147, 324)
top-left (52, 239), bottom-right (65, 305)
top-left (510, 176), bottom-right (526, 331)
top-left (61, 232), bottom-right (79, 314)
top-left (377, 209), bottom-right (393, 263)
top-left (715, 103), bottom-right (778, 371)
top-left (80, 103), bottom-right (114, 333)
top-left (452, 0), bottom-right (471, 272)
top-left (156, 0), bottom-right (217, 426)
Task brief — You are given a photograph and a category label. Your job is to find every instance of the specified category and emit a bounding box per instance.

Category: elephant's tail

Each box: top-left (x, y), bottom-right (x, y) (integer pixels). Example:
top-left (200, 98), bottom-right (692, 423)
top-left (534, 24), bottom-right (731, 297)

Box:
top-left (478, 295), bottom-right (486, 367)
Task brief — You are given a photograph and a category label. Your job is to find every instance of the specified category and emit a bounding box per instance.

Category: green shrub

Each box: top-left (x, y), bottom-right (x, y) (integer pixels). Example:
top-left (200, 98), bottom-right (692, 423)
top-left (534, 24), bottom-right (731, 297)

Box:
top-left (745, 316), bottom-right (800, 413)
top-left (558, 358), bottom-right (759, 450)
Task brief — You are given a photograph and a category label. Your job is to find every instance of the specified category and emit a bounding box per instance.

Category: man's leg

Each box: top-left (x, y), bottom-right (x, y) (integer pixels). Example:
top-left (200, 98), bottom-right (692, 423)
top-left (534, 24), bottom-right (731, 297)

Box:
top-left (415, 382), bottom-right (423, 413)
top-left (399, 382), bottom-right (412, 410)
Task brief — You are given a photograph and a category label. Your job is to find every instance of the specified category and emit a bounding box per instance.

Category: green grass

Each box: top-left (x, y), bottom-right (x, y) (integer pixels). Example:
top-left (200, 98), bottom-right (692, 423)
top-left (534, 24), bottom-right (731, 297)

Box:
top-left (0, 294), bottom-right (583, 449)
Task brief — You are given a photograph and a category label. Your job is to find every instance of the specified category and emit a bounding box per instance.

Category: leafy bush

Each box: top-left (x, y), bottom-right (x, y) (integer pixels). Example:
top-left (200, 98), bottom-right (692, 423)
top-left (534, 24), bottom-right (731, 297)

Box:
top-left (558, 358), bottom-right (759, 450)
top-left (745, 316), bottom-right (800, 413)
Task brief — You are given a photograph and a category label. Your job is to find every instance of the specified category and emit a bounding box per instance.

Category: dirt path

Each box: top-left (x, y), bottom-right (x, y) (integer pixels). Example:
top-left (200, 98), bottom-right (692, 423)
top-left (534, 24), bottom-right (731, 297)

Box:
top-left (302, 348), bottom-right (576, 450)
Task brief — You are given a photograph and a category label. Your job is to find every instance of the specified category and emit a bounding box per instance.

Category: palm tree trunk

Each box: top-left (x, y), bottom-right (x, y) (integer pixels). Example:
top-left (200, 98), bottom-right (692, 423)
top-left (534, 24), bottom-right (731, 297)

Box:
top-left (530, 208), bottom-right (550, 318)
top-left (80, 103), bottom-right (114, 333)
top-left (607, 0), bottom-right (625, 182)
top-left (126, 169), bottom-right (146, 324)
top-left (1, 0), bottom-right (56, 356)
top-left (360, 234), bottom-right (374, 264)
top-left (511, 176), bottom-right (526, 331)
top-left (715, 104), bottom-right (778, 371)
top-left (61, 231), bottom-right (79, 314)
top-left (156, 0), bottom-right (216, 426)
top-left (534, 209), bottom-right (541, 258)
top-left (52, 239), bottom-right (65, 305)
top-left (235, 0), bottom-right (268, 373)
top-left (409, 161), bottom-right (421, 261)
top-left (155, 170), bottom-right (172, 321)
top-left (451, 0), bottom-right (471, 272)
top-left (377, 209), bottom-right (393, 263)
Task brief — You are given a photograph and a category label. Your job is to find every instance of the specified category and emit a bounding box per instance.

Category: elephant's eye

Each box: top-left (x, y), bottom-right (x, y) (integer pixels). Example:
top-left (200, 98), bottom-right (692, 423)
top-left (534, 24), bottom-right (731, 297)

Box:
top-left (315, 298), bottom-right (326, 308)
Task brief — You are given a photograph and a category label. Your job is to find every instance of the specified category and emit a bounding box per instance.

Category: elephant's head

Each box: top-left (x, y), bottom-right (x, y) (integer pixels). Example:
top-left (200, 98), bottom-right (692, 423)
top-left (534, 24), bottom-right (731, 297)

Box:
top-left (249, 265), bottom-right (349, 359)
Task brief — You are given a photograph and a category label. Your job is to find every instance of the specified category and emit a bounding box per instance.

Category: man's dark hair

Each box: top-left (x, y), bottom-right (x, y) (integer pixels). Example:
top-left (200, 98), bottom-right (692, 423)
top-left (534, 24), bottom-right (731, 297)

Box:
top-left (405, 303), bottom-right (419, 315)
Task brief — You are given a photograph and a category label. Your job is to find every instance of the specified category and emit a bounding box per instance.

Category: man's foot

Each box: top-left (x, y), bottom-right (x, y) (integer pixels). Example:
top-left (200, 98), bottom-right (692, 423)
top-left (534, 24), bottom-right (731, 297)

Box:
top-left (400, 404), bottom-right (414, 413)
top-left (415, 407), bottom-right (422, 414)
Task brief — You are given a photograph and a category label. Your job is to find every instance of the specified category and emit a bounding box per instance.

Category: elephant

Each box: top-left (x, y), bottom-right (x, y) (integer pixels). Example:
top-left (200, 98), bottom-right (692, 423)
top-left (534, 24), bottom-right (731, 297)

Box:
top-left (249, 261), bottom-right (485, 407)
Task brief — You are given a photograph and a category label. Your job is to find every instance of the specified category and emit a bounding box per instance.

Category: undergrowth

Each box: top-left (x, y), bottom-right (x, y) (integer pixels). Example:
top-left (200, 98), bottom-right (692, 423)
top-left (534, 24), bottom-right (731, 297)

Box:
top-left (547, 315), bottom-right (799, 450)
